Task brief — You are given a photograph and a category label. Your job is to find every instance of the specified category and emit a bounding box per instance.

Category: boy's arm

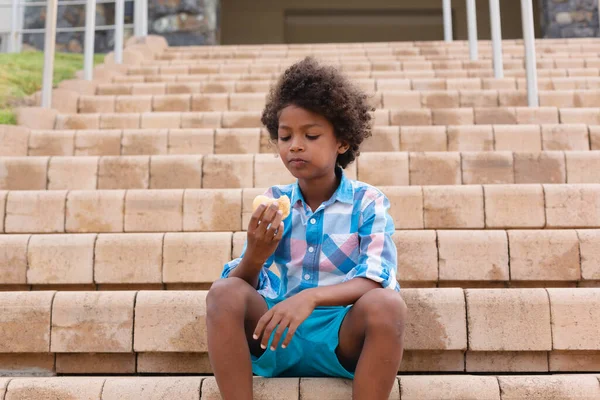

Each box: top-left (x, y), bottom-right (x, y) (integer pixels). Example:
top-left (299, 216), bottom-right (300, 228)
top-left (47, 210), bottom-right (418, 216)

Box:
top-left (228, 255), bottom-right (266, 290)
top-left (302, 277), bottom-right (381, 307)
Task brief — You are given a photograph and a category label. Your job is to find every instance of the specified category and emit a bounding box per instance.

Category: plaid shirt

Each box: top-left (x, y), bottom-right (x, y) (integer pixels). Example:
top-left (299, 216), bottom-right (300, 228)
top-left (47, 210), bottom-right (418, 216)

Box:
top-left (222, 167), bottom-right (401, 300)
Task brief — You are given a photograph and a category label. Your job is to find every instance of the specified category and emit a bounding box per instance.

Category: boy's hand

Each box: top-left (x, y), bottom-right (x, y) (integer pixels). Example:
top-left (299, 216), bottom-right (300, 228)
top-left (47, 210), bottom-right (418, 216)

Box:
top-left (246, 202), bottom-right (284, 266)
top-left (253, 290), bottom-right (317, 351)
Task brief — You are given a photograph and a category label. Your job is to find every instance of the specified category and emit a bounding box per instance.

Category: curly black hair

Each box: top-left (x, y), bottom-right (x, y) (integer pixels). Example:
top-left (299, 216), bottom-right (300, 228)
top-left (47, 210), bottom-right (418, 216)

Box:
top-left (261, 57), bottom-right (373, 169)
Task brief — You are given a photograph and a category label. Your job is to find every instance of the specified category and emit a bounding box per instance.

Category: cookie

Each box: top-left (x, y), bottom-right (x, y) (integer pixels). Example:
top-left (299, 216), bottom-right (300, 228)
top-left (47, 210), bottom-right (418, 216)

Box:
top-left (252, 195), bottom-right (291, 219)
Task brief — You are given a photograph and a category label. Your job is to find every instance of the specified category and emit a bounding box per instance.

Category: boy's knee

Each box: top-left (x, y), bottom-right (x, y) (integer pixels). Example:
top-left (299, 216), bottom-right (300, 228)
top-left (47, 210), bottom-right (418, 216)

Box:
top-left (206, 277), bottom-right (251, 314)
top-left (359, 289), bottom-right (407, 327)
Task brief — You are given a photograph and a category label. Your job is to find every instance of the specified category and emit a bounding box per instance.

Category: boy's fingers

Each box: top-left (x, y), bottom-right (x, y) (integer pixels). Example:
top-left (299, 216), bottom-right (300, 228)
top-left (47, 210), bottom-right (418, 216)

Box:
top-left (256, 203), bottom-right (279, 235)
top-left (253, 310), bottom-right (272, 341)
top-left (260, 316), bottom-right (281, 350)
top-left (266, 211), bottom-right (283, 238)
top-left (249, 204), bottom-right (268, 232)
top-left (275, 222), bottom-right (284, 241)
top-left (281, 323), bottom-right (298, 349)
top-left (270, 317), bottom-right (290, 350)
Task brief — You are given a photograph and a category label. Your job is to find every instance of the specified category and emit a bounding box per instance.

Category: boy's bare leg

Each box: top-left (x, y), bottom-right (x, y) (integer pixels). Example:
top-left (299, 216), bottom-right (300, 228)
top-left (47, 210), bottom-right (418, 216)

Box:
top-left (206, 277), bottom-right (270, 400)
top-left (335, 289), bottom-right (407, 400)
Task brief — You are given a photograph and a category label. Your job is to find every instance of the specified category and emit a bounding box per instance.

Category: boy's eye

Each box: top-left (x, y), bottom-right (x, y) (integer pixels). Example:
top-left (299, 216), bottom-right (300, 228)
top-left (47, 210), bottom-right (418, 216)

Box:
top-left (307, 135), bottom-right (319, 140)
top-left (279, 136), bottom-right (290, 141)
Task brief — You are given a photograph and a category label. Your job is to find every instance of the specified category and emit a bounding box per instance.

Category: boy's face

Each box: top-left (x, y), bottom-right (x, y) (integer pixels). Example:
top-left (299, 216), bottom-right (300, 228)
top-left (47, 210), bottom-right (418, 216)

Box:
top-left (276, 105), bottom-right (348, 180)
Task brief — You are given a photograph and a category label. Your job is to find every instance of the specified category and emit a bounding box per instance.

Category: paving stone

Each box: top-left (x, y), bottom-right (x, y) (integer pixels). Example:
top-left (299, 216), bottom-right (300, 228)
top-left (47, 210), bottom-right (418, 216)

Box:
top-left (0, 291), bottom-right (54, 352)
top-left (149, 155), bottom-right (202, 189)
top-left (493, 125), bottom-right (542, 152)
top-left (393, 231), bottom-right (437, 283)
top-left (466, 351), bottom-right (549, 372)
top-left (498, 375), bottom-right (600, 400)
top-left (0, 235), bottom-right (29, 284)
top-left (409, 152), bottom-right (461, 185)
top-left (358, 152), bottom-right (408, 186)
top-left (447, 125), bottom-right (494, 151)
top-left (0, 125), bottom-right (29, 156)
top-left (55, 353), bottom-right (135, 374)
top-left (400, 126), bottom-right (447, 152)
top-left (214, 128), bottom-right (260, 154)
top-left (0, 157), bottom-right (48, 190)
top-left (5, 191), bottom-right (66, 233)
top-left (545, 184), bottom-right (600, 228)
top-left (102, 377), bottom-right (202, 399)
top-left (466, 289), bottom-right (552, 351)
top-left (578, 230), bottom-right (600, 280)
top-left (362, 126), bottom-right (400, 152)
top-left (125, 190), bottom-right (183, 232)
top-left (380, 186), bottom-right (424, 229)
top-left (403, 288), bottom-right (467, 350)
top-left (202, 377), bottom-right (299, 400)
top-left (163, 232), bottom-right (232, 283)
top-left (400, 376), bottom-right (500, 400)
top-left (183, 189), bottom-right (242, 231)
top-left (27, 234), bottom-right (95, 284)
top-left (514, 151), bottom-right (566, 184)
top-left (98, 156), bottom-right (149, 189)
top-left (461, 151), bottom-right (514, 184)
top-left (547, 288), bottom-right (600, 350)
top-left (121, 129), bottom-right (168, 155)
top-left (168, 129), bottom-right (214, 155)
top-left (5, 377), bottom-right (105, 400)
top-left (94, 233), bottom-right (163, 283)
top-left (542, 124), bottom-right (590, 151)
top-left (66, 190), bottom-right (125, 233)
top-left (74, 129), bottom-right (122, 156)
top-left (28, 130), bottom-right (74, 156)
top-left (423, 186), bottom-right (484, 228)
top-left (47, 156), bottom-right (98, 190)
top-left (508, 230), bottom-right (580, 281)
top-left (134, 291), bottom-right (207, 352)
top-left (484, 185), bottom-right (545, 228)
top-left (565, 152), bottom-right (600, 184)
top-left (51, 291), bottom-right (135, 352)
top-left (438, 230), bottom-right (509, 281)
top-left (203, 154), bottom-right (254, 188)
top-left (301, 377), bottom-right (398, 400)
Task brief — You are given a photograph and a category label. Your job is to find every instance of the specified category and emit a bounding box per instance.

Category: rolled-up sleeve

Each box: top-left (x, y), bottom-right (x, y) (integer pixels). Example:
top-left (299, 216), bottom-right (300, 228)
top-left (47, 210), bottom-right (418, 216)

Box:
top-left (221, 238), bottom-right (281, 299)
top-left (342, 193), bottom-right (400, 292)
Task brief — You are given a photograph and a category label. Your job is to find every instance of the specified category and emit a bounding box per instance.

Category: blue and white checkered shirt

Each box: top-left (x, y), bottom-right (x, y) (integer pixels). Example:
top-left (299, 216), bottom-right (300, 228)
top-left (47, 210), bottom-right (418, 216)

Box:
top-left (222, 167), bottom-right (400, 300)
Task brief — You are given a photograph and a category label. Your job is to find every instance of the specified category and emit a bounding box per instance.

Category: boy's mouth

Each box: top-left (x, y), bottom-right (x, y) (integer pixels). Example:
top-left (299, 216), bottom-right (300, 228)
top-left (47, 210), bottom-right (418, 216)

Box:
top-left (289, 158), bottom-right (308, 167)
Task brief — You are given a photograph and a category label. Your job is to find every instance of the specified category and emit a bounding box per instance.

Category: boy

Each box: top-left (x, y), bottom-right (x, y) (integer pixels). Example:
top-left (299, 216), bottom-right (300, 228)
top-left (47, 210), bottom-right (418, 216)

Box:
top-left (206, 57), bottom-right (407, 400)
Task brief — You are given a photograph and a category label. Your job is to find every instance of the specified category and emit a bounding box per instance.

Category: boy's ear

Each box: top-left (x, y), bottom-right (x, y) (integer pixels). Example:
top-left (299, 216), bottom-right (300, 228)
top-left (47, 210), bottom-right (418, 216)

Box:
top-left (338, 141), bottom-right (350, 154)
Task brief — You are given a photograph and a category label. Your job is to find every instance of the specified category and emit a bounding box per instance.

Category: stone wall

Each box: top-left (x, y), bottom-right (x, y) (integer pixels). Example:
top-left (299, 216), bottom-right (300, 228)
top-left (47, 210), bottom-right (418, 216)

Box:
top-left (21, 0), bottom-right (219, 53)
top-left (540, 0), bottom-right (600, 38)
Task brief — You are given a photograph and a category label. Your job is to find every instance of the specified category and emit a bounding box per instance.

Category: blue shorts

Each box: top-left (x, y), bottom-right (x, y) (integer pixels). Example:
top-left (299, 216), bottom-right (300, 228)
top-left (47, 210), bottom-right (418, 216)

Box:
top-left (251, 295), bottom-right (355, 379)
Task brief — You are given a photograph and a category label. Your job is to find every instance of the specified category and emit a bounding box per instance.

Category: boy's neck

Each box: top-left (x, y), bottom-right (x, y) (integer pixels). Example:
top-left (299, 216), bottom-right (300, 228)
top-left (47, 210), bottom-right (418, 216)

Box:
top-left (298, 168), bottom-right (341, 212)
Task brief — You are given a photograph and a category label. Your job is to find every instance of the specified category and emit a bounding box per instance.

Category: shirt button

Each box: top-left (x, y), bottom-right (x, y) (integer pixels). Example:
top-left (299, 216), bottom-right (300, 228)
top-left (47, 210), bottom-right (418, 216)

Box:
top-left (304, 274), bottom-right (310, 280)
top-left (308, 246), bottom-right (314, 253)
top-left (310, 218), bottom-right (316, 224)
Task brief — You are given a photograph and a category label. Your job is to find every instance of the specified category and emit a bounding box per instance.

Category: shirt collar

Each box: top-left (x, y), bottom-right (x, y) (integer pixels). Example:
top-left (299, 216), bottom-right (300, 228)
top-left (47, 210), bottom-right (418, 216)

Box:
top-left (290, 166), bottom-right (354, 209)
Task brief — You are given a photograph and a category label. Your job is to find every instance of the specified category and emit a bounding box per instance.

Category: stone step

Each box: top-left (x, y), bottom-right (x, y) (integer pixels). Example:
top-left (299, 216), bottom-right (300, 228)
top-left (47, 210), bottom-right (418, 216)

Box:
top-left (0, 184), bottom-right (597, 233)
top-left (1, 229), bottom-right (598, 288)
top-left (2, 151), bottom-right (600, 190)
top-left (93, 77), bottom-right (600, 95)
top-left (44, 108), bottom-right (600, 131)
top-left (123, 60), bottom-right (600, 74)
top-left (1, 289), bottom-right (599, 375)
top-left (1, 375), bottom-right (600, 399)
top-left (113, 68), bottom-right (600, 81)
top-left (72, 90), bottom-right (600, 114)
top-left (3, 125), bottom-right (598, 157)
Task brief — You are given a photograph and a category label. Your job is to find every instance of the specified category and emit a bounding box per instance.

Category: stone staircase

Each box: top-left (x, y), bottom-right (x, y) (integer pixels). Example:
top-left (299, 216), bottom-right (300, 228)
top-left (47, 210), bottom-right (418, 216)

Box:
top-left (2, 35), bottom-right (600, 398)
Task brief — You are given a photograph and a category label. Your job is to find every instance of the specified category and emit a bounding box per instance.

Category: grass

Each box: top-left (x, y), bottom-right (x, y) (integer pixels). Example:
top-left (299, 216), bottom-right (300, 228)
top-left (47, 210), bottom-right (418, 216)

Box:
top-left (0, 51), bottom-right (104, 124)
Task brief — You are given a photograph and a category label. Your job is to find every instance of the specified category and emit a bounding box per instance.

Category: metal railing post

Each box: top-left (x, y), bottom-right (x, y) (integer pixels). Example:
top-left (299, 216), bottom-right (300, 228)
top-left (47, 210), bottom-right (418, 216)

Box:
top-left (141, 0), bottom-right (148, 36)
top-left (114, 0), bottom-right (124, 63)
top-left (489, 0), bottom-right (503, 78)
top-left (466, 0), bottom-right (478, 61)
top-left (134, 0), bottom-right (142, 36)
top-left (521, 0), bottom-right (539, 107)
top-left (83, 0), bottom-right (96, 79)
top-left (9, 0), bottom-right (18, 52)
top-left (443, 0), bottom-right (453, 42)
top-left (41, 0), bottom-right (58, 108)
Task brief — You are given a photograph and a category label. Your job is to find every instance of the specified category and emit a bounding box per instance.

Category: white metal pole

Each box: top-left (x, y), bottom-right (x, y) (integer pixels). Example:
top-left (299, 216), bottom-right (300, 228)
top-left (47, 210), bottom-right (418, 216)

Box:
top-left (466, 0), bottom-right (478, 60)
top-left (114, 0), bottom-right (124, 63)
top-left (134, 0), bottom-right (142, 36)
top-left (142, 0), bottom-right (148, 36)
top-left (83, 0), bottom-right (96, 80)
top-left (489, 0), bottom-right (503, 78)
top-left (521, 0), bottom-right (539, 107)
top-left (16, 0), bottom-right (24, 52)
top-left (9, 0), bottom-right (18, 52)
top-left (41, 0), bottom-right (58, 108)
top-left (443, 0), bottom-right (453, 42)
